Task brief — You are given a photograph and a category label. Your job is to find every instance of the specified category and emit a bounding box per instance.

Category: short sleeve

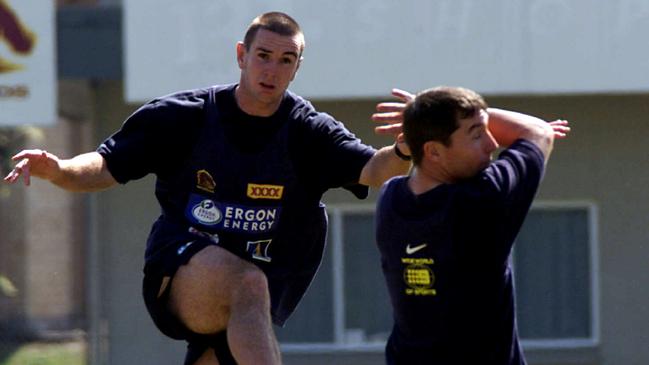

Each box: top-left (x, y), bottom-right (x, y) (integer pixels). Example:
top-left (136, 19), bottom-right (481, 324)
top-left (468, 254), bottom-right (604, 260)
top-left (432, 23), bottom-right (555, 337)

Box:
top-left (97, 90), bottom-right (206, 183)
top-left (295, 112), bottom-right (376, 197)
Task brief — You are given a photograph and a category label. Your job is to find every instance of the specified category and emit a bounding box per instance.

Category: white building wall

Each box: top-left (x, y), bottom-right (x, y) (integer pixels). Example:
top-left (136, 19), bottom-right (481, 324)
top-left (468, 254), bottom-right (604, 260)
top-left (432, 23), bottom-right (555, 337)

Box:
top-left (123, 0), bottom-right (649, 102)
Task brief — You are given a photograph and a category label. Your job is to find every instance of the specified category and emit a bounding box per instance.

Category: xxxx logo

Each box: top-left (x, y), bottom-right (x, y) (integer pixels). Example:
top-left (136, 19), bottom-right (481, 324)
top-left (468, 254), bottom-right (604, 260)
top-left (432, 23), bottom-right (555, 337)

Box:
top-left (0, 0), bottom-right (37, 73)
top-left (247, 183), bottom-right (284, 200)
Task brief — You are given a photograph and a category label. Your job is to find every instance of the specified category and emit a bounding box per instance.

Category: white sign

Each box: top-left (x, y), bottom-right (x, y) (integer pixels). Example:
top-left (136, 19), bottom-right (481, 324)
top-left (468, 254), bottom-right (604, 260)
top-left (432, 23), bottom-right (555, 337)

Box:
top-left (124, 0), bottom-right (649, 102)
top-left (0, 0), bottom-right (56, 126)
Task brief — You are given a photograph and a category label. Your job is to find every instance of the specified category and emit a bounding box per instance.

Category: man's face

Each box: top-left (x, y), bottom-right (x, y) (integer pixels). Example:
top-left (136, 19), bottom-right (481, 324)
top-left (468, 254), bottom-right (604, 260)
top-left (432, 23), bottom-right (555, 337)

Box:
top-left (236, 28), bottom-right (302, 114)
top-left (437, 110), bottom-right (499, 181)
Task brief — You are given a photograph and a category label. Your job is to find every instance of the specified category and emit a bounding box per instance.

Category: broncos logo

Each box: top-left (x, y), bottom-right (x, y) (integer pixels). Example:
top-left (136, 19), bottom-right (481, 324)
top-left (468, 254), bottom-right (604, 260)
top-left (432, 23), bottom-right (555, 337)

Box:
top-left (0, 0), bottom-right (36, 73)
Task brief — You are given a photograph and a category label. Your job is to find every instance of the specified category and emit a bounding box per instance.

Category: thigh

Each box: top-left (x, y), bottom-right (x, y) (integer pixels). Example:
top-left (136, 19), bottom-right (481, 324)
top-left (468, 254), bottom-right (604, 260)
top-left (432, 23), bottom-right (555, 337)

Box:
top-left (142, 239), bottom-right (217, 341)
top-left (168, 244), bottom-right (263, 334)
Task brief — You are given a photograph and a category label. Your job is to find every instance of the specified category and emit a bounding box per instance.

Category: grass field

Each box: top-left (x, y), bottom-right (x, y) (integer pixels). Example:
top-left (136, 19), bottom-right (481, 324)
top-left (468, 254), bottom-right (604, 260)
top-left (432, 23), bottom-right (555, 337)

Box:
top-left (0, 340), bottom-right (85, 365)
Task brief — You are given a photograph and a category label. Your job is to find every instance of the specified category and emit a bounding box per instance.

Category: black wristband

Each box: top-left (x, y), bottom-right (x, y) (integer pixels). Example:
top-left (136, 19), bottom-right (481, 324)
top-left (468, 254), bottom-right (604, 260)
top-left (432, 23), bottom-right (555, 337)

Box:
top-left (393, 142), bottom-right (411, 161)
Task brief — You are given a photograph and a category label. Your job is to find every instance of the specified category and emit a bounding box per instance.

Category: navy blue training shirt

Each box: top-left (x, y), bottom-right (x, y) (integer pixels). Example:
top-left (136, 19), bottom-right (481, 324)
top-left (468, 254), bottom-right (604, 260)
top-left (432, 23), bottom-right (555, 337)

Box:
top-left (97, 84), bottom-right (376, 325)
top-left (376, 140), bottom-right (545, 365)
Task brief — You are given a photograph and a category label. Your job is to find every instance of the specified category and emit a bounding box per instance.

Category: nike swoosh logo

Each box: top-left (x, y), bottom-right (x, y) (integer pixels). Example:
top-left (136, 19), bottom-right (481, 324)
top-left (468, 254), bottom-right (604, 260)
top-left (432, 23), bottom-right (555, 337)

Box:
top-left (406, 243), bottom-right (427, 255)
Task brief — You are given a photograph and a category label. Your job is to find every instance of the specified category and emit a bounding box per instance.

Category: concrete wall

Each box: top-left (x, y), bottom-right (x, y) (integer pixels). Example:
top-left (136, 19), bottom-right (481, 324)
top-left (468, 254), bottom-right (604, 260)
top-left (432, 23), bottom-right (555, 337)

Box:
top-left (0, 80), bottom-right (92, 338)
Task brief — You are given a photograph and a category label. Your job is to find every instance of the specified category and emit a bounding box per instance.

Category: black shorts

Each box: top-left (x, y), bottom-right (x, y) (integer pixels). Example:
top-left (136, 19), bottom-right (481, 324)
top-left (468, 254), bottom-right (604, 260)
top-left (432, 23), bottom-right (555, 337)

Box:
top-left (142, 239), bottom-right (236, 365)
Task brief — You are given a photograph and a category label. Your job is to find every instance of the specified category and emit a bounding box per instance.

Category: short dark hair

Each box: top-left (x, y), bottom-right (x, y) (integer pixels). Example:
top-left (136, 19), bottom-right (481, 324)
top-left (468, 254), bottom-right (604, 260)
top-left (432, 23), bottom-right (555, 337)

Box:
top-left (243, 12), bottom-right (304, 56)
top-left (403, 86), bottom-right (488, 165)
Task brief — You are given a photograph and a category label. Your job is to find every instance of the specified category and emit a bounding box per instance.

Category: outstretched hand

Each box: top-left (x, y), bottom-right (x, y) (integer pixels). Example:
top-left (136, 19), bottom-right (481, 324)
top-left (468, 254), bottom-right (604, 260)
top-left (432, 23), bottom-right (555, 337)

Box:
top-left (3, 149), bottom-right (60, 186)
top-left (549, 119), bottom-right (570, 139)
top-left (372, 88), bottom-right (414, 140)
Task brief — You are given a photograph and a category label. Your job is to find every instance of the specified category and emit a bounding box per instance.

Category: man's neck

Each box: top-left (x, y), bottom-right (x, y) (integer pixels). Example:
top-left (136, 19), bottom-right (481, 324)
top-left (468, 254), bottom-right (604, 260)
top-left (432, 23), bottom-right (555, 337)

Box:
top-left (407, 166), bottom-right (449, 195)
top-left (234, 85), bottom-right (282, 117)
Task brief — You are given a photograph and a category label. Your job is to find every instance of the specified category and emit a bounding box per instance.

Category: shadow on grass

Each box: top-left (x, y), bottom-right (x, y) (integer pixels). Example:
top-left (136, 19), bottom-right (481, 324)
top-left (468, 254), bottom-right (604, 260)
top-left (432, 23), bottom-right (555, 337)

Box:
top-left (0, 341), bottom-right (22, 364)
top-left (0, 323), bottom-right (40, 362)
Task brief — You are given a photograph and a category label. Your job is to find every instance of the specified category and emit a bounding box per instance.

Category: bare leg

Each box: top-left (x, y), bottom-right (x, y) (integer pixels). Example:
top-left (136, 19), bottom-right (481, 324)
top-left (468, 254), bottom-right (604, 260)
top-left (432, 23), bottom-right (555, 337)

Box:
top-left (169, 245), bottom-right (281, 365)
top-left (227, 269), bottom-right (280, 364)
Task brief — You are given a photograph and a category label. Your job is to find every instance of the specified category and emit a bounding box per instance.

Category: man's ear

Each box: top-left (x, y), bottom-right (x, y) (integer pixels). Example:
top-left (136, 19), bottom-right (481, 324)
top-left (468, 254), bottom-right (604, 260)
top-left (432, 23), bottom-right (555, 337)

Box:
top-left (423, 141), bottom-right (442, 162)
top-left (236, 42), bottom-right (246, 69)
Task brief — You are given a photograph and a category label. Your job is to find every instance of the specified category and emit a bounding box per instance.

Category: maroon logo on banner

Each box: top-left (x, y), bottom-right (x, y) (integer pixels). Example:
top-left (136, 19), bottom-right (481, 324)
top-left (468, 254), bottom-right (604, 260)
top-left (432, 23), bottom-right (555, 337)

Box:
top-left (0, 0), bottom-right (37, 74)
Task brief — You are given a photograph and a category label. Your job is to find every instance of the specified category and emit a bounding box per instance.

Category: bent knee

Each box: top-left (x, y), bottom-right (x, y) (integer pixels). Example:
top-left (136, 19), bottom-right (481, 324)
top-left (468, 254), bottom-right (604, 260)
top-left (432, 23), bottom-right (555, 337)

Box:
top-left (233, 268), bottom-right (270, 305)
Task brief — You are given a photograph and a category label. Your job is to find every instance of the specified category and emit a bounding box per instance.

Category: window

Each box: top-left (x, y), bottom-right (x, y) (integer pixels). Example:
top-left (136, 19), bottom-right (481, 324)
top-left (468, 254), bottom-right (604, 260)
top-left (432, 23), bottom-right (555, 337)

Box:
top-left (278, 202), bottom-right (599, 352)
top-left (276, 205), bottom-right (388, 350)
top-left (515, 202), bottom-right (600, 349)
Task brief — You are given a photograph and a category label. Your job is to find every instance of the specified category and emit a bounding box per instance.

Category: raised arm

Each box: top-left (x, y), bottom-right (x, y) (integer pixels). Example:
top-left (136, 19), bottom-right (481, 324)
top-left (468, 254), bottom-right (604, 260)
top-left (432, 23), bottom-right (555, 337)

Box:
top-left (4, 150), bottom-right (117, 192)
top-left (487, 108), bottom-right (569, 163)
top-left (358, 145), bottom-right (411, 188)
